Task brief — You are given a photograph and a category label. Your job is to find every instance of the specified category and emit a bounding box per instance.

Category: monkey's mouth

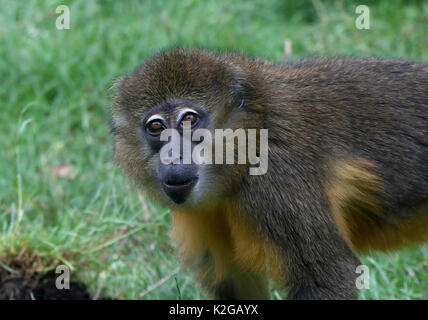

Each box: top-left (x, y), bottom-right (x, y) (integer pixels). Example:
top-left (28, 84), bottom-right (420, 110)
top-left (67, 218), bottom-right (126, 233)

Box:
top-left (164, 177), bottom-right (196, 188)
top-left (162, 177), bottom-right (198, 204)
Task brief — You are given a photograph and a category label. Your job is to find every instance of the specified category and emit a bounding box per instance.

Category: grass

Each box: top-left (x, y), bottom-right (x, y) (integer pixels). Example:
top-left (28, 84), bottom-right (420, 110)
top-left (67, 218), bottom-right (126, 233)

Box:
top-left (0, 0), bottom-right (427, 299)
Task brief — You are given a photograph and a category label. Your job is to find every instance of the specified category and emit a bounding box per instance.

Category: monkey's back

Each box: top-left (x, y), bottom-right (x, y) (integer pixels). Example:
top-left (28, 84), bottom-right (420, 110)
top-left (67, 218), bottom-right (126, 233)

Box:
top-left (255, 57), bottom-right (427, 251)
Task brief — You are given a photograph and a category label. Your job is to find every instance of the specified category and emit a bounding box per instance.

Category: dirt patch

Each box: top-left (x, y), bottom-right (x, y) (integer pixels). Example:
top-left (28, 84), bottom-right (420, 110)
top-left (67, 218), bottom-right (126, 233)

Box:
top-left (0, 246), bottom-right (112, 300)
top-left (0, 271), bottom-right (92, 300)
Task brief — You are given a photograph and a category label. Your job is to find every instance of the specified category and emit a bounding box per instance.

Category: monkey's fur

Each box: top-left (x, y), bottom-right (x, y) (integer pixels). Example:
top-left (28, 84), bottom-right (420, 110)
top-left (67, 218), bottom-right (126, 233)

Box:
top-left (111, 49), bottom-right (427, 299)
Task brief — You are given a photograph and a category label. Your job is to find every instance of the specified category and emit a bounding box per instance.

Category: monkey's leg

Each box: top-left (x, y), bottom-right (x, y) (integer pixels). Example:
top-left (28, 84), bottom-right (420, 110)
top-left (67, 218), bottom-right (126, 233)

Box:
top-left (241, 179), bottom-right (361, 299)
top-left (284, 220), bottom-right (361, 300)
top-left (195, 253), bottom-right (269, 300)
top-left (212, 268), bottom-right (269, 300)
top-left (280, 211), bottom-right (361, 300)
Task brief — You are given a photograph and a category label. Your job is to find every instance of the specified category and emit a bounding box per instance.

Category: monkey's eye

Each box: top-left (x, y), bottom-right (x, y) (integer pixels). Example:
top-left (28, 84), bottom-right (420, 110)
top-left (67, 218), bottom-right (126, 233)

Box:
top-left (180, 112), bottom-right (199, 127)
top-left (146, 120), bottom-right (165, 135)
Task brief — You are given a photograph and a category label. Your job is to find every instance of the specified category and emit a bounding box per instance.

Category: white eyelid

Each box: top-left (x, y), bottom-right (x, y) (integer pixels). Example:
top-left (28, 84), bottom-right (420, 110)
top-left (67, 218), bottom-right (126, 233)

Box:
top-left (177, 108), bottom-right (198, 122)
top-left (146, 114), bottom-right (165, 124)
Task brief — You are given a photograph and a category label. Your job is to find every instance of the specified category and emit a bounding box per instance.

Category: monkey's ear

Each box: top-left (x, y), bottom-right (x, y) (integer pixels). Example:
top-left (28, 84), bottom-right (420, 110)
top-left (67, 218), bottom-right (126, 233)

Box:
top-left (231, 76), bottom-right (253, 109)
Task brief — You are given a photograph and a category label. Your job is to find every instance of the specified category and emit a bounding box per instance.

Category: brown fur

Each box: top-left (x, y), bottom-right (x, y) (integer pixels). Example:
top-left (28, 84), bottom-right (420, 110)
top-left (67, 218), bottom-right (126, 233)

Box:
top-left (327, 158), bottom-right (428, 252)
top-left (171, 202), bottom-right (285, 286)
top-left (112, 48), bottom-right (428, 299)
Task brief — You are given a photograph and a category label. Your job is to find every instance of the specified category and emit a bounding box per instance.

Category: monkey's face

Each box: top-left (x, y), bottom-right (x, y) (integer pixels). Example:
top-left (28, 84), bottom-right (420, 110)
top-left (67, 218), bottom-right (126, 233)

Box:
top-left (112, 49), bottom-right (257, 209)
top-left (137, 101), bottom-right (209, 205)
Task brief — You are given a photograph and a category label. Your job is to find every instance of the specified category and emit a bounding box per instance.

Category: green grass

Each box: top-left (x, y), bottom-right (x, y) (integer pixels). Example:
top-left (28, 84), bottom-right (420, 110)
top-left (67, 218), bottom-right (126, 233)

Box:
top-left (0, 0), bottom-right (427, 299)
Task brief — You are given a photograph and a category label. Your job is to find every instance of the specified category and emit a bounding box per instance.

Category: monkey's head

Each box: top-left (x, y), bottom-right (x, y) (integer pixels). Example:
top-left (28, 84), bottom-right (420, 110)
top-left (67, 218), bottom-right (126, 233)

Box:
top-left (111, 49), bottom-right (262, 209)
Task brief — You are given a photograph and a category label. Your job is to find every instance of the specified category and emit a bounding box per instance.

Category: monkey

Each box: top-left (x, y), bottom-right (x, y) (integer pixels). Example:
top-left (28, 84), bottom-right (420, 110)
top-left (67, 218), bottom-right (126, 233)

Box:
top-left (111, 48), bottom-right (428, 300)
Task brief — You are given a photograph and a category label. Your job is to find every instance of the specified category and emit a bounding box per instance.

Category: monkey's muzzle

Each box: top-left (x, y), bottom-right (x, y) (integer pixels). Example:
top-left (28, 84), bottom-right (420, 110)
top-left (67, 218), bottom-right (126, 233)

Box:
top-left (162, 176), bottom-right (198, 204)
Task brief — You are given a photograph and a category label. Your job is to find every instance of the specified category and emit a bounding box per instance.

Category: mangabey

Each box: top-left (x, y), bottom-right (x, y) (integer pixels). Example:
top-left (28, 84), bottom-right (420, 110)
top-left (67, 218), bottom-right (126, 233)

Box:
top-left (111, 49), bottom-right (427, 299)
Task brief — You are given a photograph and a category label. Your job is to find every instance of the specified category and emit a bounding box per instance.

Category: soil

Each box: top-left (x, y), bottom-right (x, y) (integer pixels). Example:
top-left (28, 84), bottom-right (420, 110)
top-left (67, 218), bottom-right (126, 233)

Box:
top-left (0, 271), bottom-right (92, 300)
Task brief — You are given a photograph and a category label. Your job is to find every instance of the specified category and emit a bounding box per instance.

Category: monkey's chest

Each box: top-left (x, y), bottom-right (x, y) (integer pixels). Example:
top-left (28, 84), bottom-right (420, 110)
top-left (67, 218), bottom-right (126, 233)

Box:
top-left (171, 207), bottom-right (285, 284)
